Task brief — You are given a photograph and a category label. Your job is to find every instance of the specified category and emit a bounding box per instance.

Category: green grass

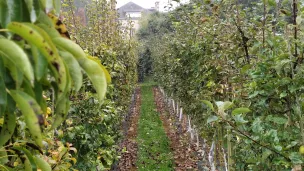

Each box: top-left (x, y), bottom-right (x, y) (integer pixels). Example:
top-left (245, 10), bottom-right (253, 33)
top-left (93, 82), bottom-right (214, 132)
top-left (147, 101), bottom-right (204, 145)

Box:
top-left (136, 83), bottom-right (173, 171)
top-left (140, 76), bottom-right (157, 87)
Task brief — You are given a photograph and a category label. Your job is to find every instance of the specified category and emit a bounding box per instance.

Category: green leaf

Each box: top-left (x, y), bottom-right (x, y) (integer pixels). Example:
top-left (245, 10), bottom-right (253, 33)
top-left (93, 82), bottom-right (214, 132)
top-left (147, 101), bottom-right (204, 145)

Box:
top-left (206, 81), bottom-right (215, 87)
top-left (266, 115), bottom-right (288, 125)
top-left (46, 0), bottom-right (53, 12)
top-left (202, 100), bottom-right (214, 112)
top-left (223, 101), bottom-right (233, 110)
top-left (248, 91), bottom-right (259, 98)
top-left (0, 57), bottom-right (6, 117)
top-left (34, 155), bottom-right (52, 171)
top-left (53, 0), bottom-right (61, 15)
top-left (12, 146), bottom-right (37, 171)
top-left (0, 148), bottom-right (8, 164)
top-left (274, 59), bottom-right (292, 76)
top-left (38, 0), bottom-right (53, 12)
top-left (241, 64), bottom-right (251, 74)
top-left (289, 152), bottom-right (303, 164)
top-left (0, 165), bottom-right (13, 171)
top-left (286, 141), bottom-right (298, 149)
top-left (272, 117), bottom-right (288, 125)
top-left (261, 149), bottom-right (272, 160)
top-left (31, 45), bottom-right (48, 81)
top-left (24, 0), bottom-right (40, 22)
top-left (267, 0), bottom-right (276, 6)
top-left (0, 0), bottom-right (9, 27)
top-left (274, 145), bottom-right (282, 151)
top-left (233, 114), bottom-right (248, 124)
top-left (7, 0), bottom-right (30, 22)
top-left (265, 129), bottom-right (279, 143)
top-left (2, 57), bottom-right (24, 89)
top-left (34, 82), bottom-right (47, 114)
top-left (279, 91), bottom-right (287, 98)
top-left (251, 117), bottom-right (263, 133)
top-left (22, 79), bottom-right (35, 98)
top-left (216, 101), bottom-right (233, 111)
top-left (297, 16), bottom-right (303, 25)
top-left (207, 115), bottom-right (218, 124)
top-left (232, 108), bottom-right (251, 116)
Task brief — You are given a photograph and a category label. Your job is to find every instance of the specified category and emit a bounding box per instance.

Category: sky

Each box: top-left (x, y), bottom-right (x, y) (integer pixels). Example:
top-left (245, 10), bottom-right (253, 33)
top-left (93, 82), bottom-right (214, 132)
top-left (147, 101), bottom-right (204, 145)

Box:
top-left (116, 0), bottom-right (174, 11)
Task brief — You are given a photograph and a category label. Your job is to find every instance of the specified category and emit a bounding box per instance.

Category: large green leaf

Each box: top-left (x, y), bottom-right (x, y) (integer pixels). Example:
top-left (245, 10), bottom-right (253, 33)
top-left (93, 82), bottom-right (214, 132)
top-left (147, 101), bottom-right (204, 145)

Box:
top-left (216, 101), bottom-right (233, 111)
top-left (44, 0), bottom-right (53, 12)
top-left (0, 147), bottom-right (8, 164)
top-left (2, 57), bottom-right (23, 89)
top-left (207, 115), bottom-right (218, 124)
top-left (232, 108), bottom-right (251, 116)
top-left (222, 101), bottom-right (233, 110)
top-left (261, 149), bottom-right (272, 160)
top-left (267, 0), bottom-right (276, 6)
top-left (240, 64), bottom-right (251, 74)
top-left (34, 81), bottom-right (47, 113)
top-left (289, 152), bottom-right (303, 164)
top-left (12, 146), bottom-right (37, 171)
top-left (0, 0), bottom-right (9, 28)
top-left (285, 141), bottom-right (298, 149)
top-left (0, 57), bottom-right (6, 117)
top-left (266, 115), bottom-right (288, 125)
top-left (31, 45), bottom-right (48, 81)
top-left (251, 117), bottom-right (264, 133)
top-left (202, 100), bottom-right (214, 112)
top-left (7, 0), bottom-right (30, 22)
top-left (274, 59), bottom-right (292, 76)
top-left (53, 0), bottom-right (61, 15)
top-left (24, 0), bottom-right (40, 22)
top-left (233, 114), bottom-right (248, 124)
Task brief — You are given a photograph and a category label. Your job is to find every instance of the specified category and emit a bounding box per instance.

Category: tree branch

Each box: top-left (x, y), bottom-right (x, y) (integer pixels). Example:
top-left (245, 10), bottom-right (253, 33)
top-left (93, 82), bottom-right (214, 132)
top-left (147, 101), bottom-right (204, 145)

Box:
top-left (233, 19), bottom-right (250, 64)
top-left (222, 119), bottom-right (291, 162)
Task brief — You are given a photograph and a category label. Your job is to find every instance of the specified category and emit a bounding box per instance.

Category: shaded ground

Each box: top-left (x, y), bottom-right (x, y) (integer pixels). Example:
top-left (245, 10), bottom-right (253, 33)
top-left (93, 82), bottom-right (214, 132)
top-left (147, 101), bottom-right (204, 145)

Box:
top-left (136, 84), bottom-right (173, 170)
top-left (116, 88), bottom-right (141, 171)
top-left (153, 87), bottom-right (203, 171)
top-left (114, 85), bottom-right (206, 171)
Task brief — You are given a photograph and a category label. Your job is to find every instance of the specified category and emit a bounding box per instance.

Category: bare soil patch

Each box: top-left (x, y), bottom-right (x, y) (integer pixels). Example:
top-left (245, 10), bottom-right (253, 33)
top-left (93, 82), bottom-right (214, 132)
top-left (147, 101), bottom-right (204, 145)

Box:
top-left (153, 87), bottom-right (203, 171)
top-left (115, 88), bottom-right (141, 171)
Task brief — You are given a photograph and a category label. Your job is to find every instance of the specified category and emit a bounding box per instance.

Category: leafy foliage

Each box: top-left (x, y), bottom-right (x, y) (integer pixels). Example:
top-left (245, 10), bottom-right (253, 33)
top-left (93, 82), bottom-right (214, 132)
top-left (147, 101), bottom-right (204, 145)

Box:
top-left (137, 83), bottom-right (173, 170)
top-left (60, 0), bottom-right (138, 169)
top-left (0, 0), bottom-right (110, 170)
top-left (137, 12), bottom-right (173, 81)
top-left (0, 0), bottom-right (137, 170)
top-left (139, 0), bottom-right (304, 169)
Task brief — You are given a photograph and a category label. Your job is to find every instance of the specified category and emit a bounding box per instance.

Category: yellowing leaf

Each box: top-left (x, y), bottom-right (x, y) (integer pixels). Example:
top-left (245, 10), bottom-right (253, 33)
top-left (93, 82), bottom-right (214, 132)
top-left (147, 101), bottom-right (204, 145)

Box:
top-left (47, 12), bottom-right (70, 39)
top-left (70, 157), bottom-right (77, 164)
top-left (46, 107), bottom-right (51, 115)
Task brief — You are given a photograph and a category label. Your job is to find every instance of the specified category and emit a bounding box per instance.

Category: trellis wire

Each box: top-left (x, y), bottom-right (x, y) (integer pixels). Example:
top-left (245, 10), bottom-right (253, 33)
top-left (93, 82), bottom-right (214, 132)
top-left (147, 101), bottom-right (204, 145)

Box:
top-left (209, 141), bottom-right (216, 171)
top-left (179, 107), bottom-right (183, 121)
top-left (222, 147), bottom-right (228, 171)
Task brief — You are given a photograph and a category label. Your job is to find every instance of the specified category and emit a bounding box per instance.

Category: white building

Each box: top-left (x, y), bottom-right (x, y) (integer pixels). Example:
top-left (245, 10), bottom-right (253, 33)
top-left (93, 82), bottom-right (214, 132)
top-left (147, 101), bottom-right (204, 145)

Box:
top-left (117, 2), bottom-right (158, 36)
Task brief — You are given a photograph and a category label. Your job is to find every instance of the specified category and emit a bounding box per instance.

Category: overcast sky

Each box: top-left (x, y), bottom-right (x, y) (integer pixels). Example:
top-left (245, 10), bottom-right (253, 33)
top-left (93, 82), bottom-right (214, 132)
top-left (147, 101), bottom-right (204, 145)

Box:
top-left (116, 0), bottom-right (173, 11)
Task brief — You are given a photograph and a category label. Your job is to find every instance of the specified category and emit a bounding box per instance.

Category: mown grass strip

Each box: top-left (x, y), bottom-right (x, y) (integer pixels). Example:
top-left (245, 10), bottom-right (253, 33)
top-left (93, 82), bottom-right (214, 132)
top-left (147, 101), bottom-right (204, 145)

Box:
top-left (136, 83), bottom-right (173, 171)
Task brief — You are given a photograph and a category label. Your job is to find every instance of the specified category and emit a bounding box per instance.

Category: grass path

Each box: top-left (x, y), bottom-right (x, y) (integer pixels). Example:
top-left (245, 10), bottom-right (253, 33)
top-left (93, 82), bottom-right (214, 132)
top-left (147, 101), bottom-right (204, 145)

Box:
top-left (136, 83), bottom-right (173, 171)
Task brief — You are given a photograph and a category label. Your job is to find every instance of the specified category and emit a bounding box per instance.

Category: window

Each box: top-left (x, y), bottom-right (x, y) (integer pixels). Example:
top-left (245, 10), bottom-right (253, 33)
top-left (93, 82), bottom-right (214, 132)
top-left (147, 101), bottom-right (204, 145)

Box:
top-left (126, 12), bottom-right (141, 18)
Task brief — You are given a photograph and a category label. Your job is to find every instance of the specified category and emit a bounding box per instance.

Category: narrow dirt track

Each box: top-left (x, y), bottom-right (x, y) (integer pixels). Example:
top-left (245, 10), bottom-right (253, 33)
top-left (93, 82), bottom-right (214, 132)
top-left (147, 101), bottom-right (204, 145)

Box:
top-left (115, 86), bottom-right (205, 171)
top-left (153, 87), bottom-right (202, 171)
top-left (116, 88), bottom-right (141, 171)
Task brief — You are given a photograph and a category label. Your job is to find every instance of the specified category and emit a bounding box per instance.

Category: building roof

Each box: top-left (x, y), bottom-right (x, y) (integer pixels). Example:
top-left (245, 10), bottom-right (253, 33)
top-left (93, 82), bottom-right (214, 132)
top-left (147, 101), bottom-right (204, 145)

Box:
top-left (118, 2), bottom-right (156, 19)
top-left (118, 2), bottom-right (145, 12)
